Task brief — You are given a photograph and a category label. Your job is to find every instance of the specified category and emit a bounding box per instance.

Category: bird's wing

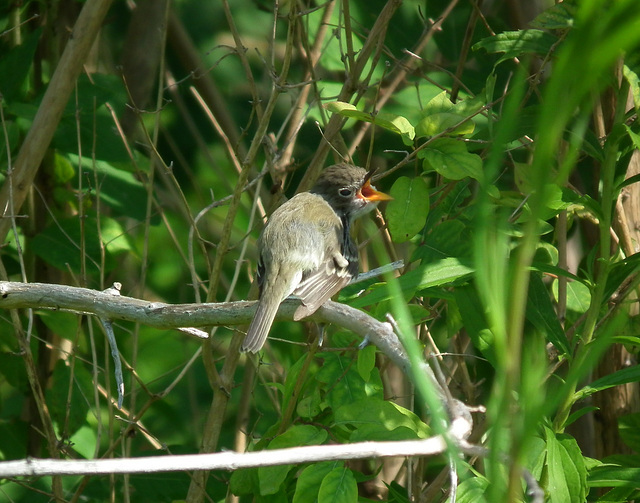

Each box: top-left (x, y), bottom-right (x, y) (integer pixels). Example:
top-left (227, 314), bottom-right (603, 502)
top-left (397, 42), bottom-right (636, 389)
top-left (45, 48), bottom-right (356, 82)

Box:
top-left (292, 234), bottom-right (359, 321)
top-left (291, 258), bottom-right (351, 320)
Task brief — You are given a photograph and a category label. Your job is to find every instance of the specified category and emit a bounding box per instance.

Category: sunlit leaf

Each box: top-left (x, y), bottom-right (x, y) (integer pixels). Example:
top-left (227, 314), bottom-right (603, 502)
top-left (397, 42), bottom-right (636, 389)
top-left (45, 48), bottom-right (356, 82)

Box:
top-left (473, 30), bottom-right (558, 57)
top-left (545, 427), bottom-right (588, 503)
top-left (623, 65), bottom-right (640, 112)
top-left (386, 176), bottom-right (429, 243)
top-left (324, 101), bottom-right (415, 144)
top-left (419, 138), bottom-right (483, 181)
top-left (318, 467), bottom-right (357, 503)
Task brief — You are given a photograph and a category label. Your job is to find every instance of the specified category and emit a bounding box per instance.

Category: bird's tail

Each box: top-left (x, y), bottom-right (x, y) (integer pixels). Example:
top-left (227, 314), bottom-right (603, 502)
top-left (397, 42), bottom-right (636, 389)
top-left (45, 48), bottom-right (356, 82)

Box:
top-left (242, 298), bottom-right (279, 353)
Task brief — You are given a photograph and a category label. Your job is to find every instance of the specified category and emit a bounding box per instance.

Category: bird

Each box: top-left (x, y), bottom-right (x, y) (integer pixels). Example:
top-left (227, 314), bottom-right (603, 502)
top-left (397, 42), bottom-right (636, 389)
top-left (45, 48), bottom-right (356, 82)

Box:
top-left (242, 163), bottom-right (392, 353)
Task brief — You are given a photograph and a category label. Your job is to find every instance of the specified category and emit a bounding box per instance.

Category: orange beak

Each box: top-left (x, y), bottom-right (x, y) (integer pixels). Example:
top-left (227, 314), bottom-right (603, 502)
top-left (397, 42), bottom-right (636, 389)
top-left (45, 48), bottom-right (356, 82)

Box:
top-left (358, 170), bottom-right (392, 201)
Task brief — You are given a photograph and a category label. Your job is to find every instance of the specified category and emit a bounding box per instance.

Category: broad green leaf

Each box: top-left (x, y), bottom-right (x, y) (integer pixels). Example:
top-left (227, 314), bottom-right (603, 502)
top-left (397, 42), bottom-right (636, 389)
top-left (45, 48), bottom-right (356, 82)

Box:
top-left (473, 30), bottom-right (558, 57)
top-left (0, 352), bottom-right (30, 393)
top-left (415, 91), bottom-right (475, 137)
top-left (618, 413), bottom-right (640, 453)
top-left (530, 2), bottom-right (577, 29)
top-left (294, 462), bottom-right (342, 503)
top-left (37, 311), bottom-right (80, 340)
top-left (46, 360), bottom-right (93, 437)
top-left (526, 273), bottom-right (571, 356)
top-left (53, 152), bottom-right (75, 184)
top-left (545, 427), bottom-right (588, 503)
top-left (69, 425), bottom-right (98, 460)
top-left (229, 467), bottom-right (258, 496)
top-left (419, 138), bottom-right (484, 181)
top-left (68, 154), bottom-right (152, 222)
top-left (297, 388), bottom-right (322, 419)
top-left (349, 257), bottom-right (474, 308)
top-left (324, 101), bottom-right (415, 144)
top-left (316, 352), bottom-right (383, 411)
top-left (454, 285), bottom-right (496, 363)
top-left (386, 176), bottom-right (430, 243)
top-left (334, 399), bottom-right (430, 441)
top-left (416, 112), bottom-right (474, 137)
top-left (357, 344), bottom-right (377, 382)
top-left (525, 436), bottom-right (548, 480)
top-left (0, 29), bottom-right (42, 102)
top-left (412, 220), bottom-right (472, 263)
top-left (259, 425), bottom-right (327, 495)
top-left (552, 279), bottom-right (591, 314)
top-left (446, 477), bottom-right (489, 503)
top-left (0, 420), bottom-right (29, 461)
top-left (318, 467), bottom-right (357, 503)
top-left (31, 216), bottom-right (131, 274)
top-left (101, 217), bottom-right (134, 255)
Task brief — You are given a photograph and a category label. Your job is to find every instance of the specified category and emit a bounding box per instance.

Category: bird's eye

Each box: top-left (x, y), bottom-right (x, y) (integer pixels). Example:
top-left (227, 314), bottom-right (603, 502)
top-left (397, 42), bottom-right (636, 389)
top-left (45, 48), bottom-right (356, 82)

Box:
top-left (339, 188), bottom-right (353, 197)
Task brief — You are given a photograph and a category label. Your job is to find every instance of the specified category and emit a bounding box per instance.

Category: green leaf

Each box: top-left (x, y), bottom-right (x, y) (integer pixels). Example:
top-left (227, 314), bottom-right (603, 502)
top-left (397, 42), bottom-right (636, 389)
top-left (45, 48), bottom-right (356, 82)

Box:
top-left (0, 29), bottom-right (42, 102)
top-left (605, 253), bottom-right (640, 301)
top-left (259, 425), bottom-right (327, 495)
top-left (623, 65), bottom-right (640, 112)
top-left (412, 220), bottom-right (472, 263)
top-left (565, 406), bottom-right (599, 428)
top-left (624, 124), bottom-right (640, 152)
top-left (324, 101), bottom-right (415, 144)
top-left (31, 216), bottom-right (132, 274)
top-left (68, 154), bottom-right (152, 222)
top-left (415, 92), bottom-right (475, 138)
top-left (53, 152), bottom-right (76, 184)
top-left (69, 425), bottom-right (98, 460)
top-left (294, 462), bottom-right (342, 503)
top-left (282, 354), bottom-right (310, 419)
top-left (356, 344), bottom-right (377, 382)
top-left (530, 2), bottom-right (577, 29)
top-left (552, 278), bottom-right (591, 315)
top-left (0, 352), bottom-right (30, 393)
top-left (349, 257), bottom-right (474, 308)
top-left (473, 30), bottom-right (558, 58)
top-left (596, 486), bottom-right (640, 503)
top-left (545, 428), bottom-right (588, 503)
top-left (46, 360), bottom-right (93, 437)
top-left (297, 388), bottom-right (322, 419)
top-left (575, 365), bottom-right (640, 401)
top-left (447, 477), bottom-right (489, 503)
top-left (526, 273), bottom-right (571, 356)
top-left (386, 176), bottom-right (430, 243)
top-left (230, 466), bottom-right (259, 496)
top-left (618, 413), bottom-right (640, 453)
top-left (316, 352), bottom-right (383, 410)
top-left (419, 138), bottom-right (484, 181)
top-left (589, 464), bottom-right (640, 488)
top-left (454, 285), bottom-right (496, 363)
top-left (318, 467), bottom-right (357, 503)
top-left (334, 399), bottom-right (430, 441)
top-left (525, 435), bottom-right (548, 480)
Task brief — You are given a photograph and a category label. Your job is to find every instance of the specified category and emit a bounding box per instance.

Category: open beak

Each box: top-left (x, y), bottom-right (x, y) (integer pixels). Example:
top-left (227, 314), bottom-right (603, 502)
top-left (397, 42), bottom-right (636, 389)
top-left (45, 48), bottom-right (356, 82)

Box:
top-left (358, 169), bottom-right (392, 201)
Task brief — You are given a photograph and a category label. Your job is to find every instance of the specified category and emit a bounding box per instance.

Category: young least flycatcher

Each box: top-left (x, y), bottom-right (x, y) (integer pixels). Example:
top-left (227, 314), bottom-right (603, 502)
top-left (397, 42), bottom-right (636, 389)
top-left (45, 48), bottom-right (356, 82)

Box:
top-left (242, 164), bottom-right (391, 353)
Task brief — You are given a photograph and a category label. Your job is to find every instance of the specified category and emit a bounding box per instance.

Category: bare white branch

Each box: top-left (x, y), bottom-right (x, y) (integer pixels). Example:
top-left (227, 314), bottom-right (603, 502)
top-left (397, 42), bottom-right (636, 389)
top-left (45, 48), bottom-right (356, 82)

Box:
top-left (0, 436), bottom-right (455, 478)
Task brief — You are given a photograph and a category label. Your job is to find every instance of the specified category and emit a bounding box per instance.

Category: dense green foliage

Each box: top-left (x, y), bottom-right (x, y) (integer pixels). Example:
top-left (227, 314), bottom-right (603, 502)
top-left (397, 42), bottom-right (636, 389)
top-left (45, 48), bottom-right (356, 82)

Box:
top-left (1, 0), bottom-right (640, 501)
